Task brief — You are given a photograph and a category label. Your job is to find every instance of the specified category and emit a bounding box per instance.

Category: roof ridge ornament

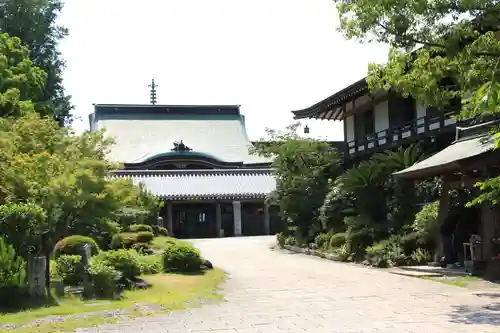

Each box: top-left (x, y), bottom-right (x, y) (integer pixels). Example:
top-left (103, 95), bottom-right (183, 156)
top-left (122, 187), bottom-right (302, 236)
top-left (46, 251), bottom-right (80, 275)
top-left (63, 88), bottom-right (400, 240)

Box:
top-left (171, 140), bottom-right (193, 152)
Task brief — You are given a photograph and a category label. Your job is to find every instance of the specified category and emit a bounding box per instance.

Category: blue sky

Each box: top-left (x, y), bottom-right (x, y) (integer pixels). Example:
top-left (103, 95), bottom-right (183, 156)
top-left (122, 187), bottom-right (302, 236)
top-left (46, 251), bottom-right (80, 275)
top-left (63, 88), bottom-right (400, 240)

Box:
top-left (58, 0), bottom-right (388, 141)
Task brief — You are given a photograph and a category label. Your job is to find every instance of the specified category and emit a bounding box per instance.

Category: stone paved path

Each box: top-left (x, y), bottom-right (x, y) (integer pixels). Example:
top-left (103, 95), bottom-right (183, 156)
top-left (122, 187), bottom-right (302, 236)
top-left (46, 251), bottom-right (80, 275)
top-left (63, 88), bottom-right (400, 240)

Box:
top-left (80, 236), bottom-right (500, 332)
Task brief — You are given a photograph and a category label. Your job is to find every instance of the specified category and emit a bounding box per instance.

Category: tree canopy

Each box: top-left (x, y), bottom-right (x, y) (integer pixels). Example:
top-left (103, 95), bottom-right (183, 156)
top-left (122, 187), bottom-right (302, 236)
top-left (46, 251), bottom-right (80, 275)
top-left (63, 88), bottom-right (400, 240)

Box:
top-left (251, 123), bottom-right (343, 242)
top-left (0, 33), bottom-right (161, 264)
top-left (334, 0), bottom-right (500, 204)
top-left (0, 0), bottom-right (72, 125)
top-left (334, 0), bottom-right (500, 114)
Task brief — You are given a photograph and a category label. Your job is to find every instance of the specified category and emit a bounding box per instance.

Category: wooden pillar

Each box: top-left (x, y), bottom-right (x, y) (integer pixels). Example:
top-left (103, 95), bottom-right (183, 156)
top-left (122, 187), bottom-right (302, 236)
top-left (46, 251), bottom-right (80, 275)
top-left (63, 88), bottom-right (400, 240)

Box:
top-left (263, 203), bottom-right (270, 235)
top-left (435, 179), bottom-right (451, 261)
top-left (166, 202), bottom-right (173, 236)
top-left (233, 201), bottom-right (242, 236)
top-left (216, 202), bottom-right (222, 237)
top-left (481, 203), bottom-right (496, 259)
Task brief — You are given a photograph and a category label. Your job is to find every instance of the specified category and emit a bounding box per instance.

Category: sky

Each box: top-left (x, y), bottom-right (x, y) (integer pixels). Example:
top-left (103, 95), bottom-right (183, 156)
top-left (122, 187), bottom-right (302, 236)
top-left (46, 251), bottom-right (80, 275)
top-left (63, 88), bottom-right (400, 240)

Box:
top-left (58, 0), bottom-right (389, 141)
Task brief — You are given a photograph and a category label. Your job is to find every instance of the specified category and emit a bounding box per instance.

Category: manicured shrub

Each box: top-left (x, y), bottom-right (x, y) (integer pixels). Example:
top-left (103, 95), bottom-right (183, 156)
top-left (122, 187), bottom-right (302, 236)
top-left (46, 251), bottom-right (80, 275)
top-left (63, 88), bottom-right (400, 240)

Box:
top-left (132, 242), bottom-right (154, 255)
top-left (152, 225), bottom-right (169, 236)
top-left (136, 231), bottom-right (154, 243)
top-left (128, 224), bottom-right (153, 233)
top-left (88, 260), bottom-right (122, 298)
top-left (55, 255), bottom-right (85, 286)
top-left (163, 241), bottom-right (202, 272)
top-left (110, 233), bottom-right (138, 249)
top-left (329, 233), bottom-right (347, 248)
top-left (93, 250), bottom-right (141, 284)
top-left (53, 235), bottom-right (99, 258)
top-left (137, 254), bottom-right (163, 275)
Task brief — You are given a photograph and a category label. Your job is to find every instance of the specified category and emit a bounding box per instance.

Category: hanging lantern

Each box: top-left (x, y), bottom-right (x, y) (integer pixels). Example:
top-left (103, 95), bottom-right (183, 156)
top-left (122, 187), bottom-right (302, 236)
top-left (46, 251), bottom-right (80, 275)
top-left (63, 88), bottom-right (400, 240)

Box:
top-left (304, 125), bottom-right (310, 134)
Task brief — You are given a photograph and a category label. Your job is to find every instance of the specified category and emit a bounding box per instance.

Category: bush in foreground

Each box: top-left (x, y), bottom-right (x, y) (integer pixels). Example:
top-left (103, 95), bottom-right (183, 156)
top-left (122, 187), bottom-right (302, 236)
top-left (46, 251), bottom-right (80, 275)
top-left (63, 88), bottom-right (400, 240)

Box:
top-left (127, 224), bottom-right (153, 233)
top-left (53, 235), bottom-right (99, 258)
top-left (93, 249), bottom-right (141, 287)
top-left (163, 240), bottom-right (202, 272)
top-left (55, 255), bottom-right (85, 286)
top-left (110, 232), bottom-right (154, 250)
top-left (88, 260), bottom-right (122, 298)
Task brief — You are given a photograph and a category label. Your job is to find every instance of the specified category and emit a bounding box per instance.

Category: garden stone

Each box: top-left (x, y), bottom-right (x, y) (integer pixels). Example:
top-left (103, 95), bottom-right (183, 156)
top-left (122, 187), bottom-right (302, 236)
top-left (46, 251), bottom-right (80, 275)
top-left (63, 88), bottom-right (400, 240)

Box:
top-left (28, 257), bottom-right (46, 296)
top-left (81, 244), bottom-right (93, 299)
top-left (201, 259), bottom-right (213, 269)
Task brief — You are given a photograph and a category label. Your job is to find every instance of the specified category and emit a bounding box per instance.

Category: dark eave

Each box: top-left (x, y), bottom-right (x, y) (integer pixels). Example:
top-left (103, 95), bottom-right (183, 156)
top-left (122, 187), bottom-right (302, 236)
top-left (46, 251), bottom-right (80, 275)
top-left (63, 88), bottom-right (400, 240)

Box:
top-left (291, 78), bottom-right (368, 120)
top-left (93, 104), bottom-right (242, 116)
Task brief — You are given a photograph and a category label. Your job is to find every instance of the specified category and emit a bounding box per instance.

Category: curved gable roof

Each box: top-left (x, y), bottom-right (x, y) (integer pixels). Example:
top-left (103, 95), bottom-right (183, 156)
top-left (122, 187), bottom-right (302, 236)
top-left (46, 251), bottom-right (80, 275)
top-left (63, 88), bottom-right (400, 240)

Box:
top-left (91, 104), bottom-right (272, 165)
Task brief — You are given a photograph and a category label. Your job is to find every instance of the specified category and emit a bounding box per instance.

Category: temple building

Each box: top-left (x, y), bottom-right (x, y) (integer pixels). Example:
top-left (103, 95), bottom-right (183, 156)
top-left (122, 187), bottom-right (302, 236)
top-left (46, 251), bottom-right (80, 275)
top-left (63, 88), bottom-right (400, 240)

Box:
top-left (89, 100), bottom-right (280, 238)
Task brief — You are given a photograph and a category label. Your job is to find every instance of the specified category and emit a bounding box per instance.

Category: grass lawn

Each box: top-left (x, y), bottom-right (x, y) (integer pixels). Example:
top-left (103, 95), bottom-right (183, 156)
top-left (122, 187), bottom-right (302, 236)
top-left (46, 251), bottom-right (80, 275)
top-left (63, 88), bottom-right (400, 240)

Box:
top-left (151, 236), bottom-right (179, 251)
top-left (0, 268), bottom-right (226, 333)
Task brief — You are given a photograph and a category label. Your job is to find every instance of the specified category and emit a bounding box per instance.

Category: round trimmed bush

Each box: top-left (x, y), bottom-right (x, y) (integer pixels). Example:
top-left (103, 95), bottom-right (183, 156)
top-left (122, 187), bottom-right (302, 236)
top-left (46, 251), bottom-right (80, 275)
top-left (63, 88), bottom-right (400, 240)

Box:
top-left (329, 233), bottom-right (347, 248)
top-left (94, 249), bottom-right (141, 283)
top-left (53, 235), bottom-right (99, 258)
top-left (128, 224), bottom-right (153, 233)
top-left (136, 231), bottom-right (154, 243)
top-left (110, 233), bottom-right (138, 249)
top-left (163, 241), bottom-right (202, 272)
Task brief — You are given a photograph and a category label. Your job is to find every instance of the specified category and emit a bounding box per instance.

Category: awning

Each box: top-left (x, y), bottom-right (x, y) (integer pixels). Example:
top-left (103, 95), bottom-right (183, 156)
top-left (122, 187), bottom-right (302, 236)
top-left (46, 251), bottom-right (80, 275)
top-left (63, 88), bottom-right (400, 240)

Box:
top-left (393, 135), bottom-right (495, 179)
top-left (110, 169), bottom-right (276, 200)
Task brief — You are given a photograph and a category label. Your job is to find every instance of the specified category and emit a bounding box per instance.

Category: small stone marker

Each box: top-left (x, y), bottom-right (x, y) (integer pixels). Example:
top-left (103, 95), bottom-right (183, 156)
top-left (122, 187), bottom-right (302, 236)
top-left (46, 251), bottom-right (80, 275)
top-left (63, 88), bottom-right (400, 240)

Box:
top-left (81, 244), bottom-right (93, 299)
top-left (157, 216), bottom-right (164, 228)
top-left (28, 257), bottom-right (46, 296)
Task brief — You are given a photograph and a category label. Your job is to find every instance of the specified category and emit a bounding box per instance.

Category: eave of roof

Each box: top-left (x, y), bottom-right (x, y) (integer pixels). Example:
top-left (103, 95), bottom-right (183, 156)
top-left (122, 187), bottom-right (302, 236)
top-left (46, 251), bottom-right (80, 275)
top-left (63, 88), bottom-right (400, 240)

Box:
top-left (291, 78), bottom-right (368, 120)
top-left (110, 169), bottom-right (276, 201)
top-left (393, 119), bottom-right (500, 179)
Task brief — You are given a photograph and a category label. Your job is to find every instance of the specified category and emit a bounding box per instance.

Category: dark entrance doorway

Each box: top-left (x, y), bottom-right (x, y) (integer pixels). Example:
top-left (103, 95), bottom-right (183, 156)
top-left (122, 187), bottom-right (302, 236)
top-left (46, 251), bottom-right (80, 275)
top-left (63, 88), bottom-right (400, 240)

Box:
top-left (172, 203), bottom-right (217, 239)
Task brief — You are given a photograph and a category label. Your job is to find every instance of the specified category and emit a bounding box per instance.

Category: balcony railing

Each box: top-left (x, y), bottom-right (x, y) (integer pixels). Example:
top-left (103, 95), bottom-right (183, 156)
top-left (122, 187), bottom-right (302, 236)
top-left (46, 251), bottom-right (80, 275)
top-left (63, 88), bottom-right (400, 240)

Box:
top-left (346, 112), bottom-right (457, 158)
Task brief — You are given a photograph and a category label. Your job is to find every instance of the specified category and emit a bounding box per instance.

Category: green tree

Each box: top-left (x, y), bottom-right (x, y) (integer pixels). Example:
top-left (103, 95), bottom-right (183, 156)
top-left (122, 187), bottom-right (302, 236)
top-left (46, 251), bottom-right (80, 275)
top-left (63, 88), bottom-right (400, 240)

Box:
top-left (0, 0), bottom-right (72, 124)
top-left (333, 0), bottom-right (500, 204)
top-left (251, 123), bottom-right (342, 243)
top-left (334, 0), bottom-right (500, 111)
top-left (0, 113), bottom-right (161, 293)
top-left (0, 33), bottom-right (46, 118)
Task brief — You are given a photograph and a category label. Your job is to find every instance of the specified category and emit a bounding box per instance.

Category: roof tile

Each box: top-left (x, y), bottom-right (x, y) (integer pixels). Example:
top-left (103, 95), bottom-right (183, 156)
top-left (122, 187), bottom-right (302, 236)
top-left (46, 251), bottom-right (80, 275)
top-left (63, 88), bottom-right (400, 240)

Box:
top-left (111, 169), bottom-right (276, 200)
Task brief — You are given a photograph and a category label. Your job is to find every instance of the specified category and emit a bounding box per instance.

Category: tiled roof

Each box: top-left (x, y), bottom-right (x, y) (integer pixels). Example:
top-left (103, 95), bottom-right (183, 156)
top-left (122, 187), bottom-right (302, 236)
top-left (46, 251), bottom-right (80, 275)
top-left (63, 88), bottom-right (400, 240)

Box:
top-left (291, 78), bottom-right (368, 120)
top-left (111, 169), bottom-right (276, 200)
top-left (90, 106), bottom-right (272, 165)
top-left (394, 120), bottom-right (500, 179)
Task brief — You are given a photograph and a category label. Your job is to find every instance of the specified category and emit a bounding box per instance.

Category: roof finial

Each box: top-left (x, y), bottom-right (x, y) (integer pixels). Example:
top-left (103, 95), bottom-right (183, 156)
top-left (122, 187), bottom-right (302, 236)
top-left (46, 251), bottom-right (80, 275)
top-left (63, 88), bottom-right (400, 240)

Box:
top-left (149, 79), bottom-right (158, 105)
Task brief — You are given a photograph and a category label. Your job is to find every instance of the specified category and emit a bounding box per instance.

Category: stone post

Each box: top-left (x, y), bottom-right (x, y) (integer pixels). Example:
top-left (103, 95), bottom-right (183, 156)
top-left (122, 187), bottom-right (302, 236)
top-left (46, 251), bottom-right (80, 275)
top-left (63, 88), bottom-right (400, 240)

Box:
top-left (81, 244), bottom-right (93, 299)
top-left (28, 257), bottom-right (46, 297)
top-left (166, 202), bottom-right (173, 236)
top-left (435, 180), bottom-right (450, 262)
top-left (263, 203), bottom-right (270, 235)
top-left (233, 201), bottom-right (242, 236)
top-left (216, 202), bottom-right (222, 237)
top-left (157, 216), bottom-right (164, 228)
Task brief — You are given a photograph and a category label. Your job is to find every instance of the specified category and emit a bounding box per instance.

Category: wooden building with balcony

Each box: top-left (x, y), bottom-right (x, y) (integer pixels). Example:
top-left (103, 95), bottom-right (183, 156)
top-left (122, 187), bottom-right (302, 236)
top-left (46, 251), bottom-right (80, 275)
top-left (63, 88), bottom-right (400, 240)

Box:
top-left (292, 78), bottom-right (459, 162)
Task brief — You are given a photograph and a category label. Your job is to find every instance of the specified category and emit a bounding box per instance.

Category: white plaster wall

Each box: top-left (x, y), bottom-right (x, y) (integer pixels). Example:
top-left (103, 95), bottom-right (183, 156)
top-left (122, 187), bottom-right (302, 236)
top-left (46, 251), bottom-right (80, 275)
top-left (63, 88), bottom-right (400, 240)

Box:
top-left (345, 115), bottom-right (355, 142)
top-left (416, 102), bottom-right (427, 119)
top-left (374, 100), bottom-right (389, 133)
